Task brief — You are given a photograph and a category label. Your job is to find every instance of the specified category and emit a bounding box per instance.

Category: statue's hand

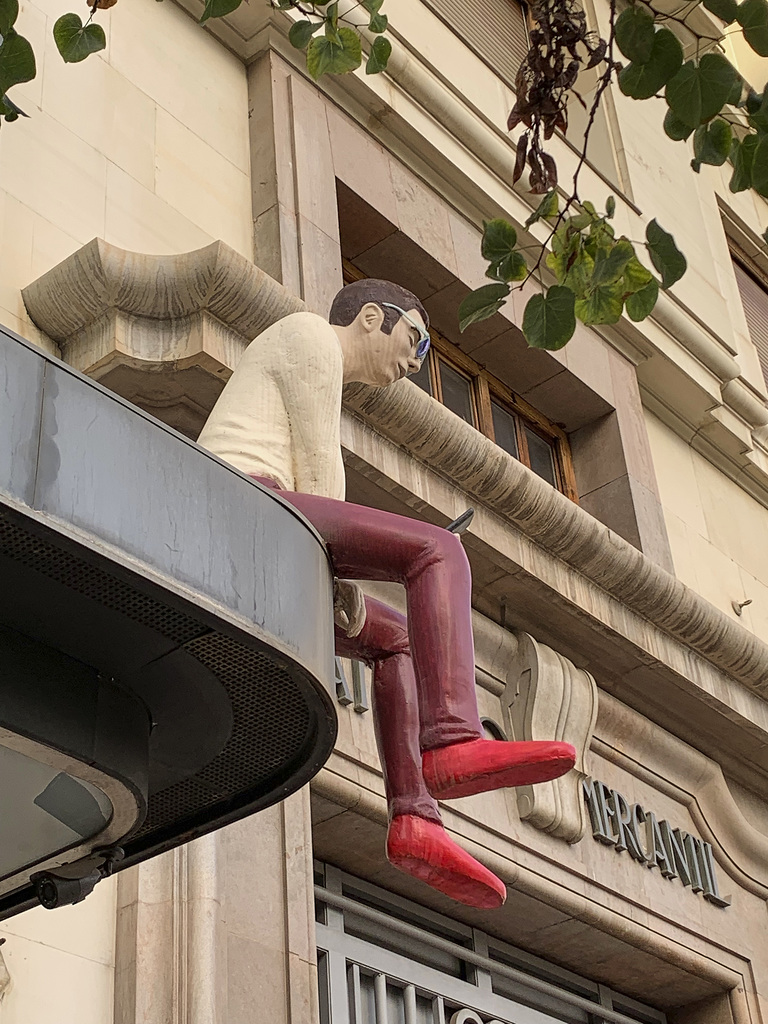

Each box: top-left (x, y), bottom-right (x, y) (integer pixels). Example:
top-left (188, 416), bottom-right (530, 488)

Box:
top-left (334, 579), bottom-right (367, 638)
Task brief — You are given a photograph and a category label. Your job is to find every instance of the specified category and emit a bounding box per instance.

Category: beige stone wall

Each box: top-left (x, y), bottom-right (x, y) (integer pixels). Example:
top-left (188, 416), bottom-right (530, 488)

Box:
top-left (0, 0), bottom-right (252, 346)
top-left (646, 409), bottom-right (768, 643)
top-left (0, 878), bottom-right (117, 1023)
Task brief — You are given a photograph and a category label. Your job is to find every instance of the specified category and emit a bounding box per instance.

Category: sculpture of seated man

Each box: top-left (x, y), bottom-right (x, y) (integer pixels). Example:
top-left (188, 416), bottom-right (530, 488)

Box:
top-left (197, 278), bottom-right (576, 909)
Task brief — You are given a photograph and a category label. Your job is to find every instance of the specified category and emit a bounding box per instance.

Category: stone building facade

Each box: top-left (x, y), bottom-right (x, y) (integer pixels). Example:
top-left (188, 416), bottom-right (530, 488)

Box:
top-left (2, 0), bottom-right (768, 1021)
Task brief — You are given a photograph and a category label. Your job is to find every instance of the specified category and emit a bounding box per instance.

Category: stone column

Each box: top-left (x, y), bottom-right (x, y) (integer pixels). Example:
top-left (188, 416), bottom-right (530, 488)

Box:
top-left (114, 833), bottom-right (228, 1024)
top-left (114, 788), bottom-right (319, 1024)
top-left (223, 788), bottom-right (320, 1024)
top-left (248, 52), bottom-right (343, 316)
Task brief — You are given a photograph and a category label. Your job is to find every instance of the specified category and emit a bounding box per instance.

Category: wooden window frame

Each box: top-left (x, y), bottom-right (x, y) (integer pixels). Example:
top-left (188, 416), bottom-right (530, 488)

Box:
top-left (341, 260), bottom-right (579, 501)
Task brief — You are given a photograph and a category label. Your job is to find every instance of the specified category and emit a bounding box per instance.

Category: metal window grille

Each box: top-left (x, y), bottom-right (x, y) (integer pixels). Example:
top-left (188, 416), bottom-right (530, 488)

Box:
top-left (315, 866), bottom-right (667, 1024)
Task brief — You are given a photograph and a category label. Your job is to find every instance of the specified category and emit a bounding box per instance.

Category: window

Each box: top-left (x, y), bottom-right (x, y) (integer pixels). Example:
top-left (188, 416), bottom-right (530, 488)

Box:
top-left (315, 865), bottom-right (668, 1024)
top-left (411, 334), bottom-right (578, 500)
top-left (421, 0), bottom-right (530, 88)
top-left (420, 0), bottom-right (625, 191)
top-left (732, 255), bottom-right (768, 390)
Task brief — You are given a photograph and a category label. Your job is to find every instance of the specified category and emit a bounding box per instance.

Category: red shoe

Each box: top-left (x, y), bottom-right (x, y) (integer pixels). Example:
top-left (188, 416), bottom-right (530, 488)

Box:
top-left (422, 739), bottom-right (576, 800)
top-left (386, 815), bottom-right (506, 909)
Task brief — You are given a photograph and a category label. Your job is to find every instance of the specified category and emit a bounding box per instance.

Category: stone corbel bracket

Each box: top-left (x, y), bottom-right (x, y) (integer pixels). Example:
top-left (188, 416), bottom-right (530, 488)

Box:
top-left (503, 631), bottom-right (598, 843)
top-left (22, 238), bottom-right (305, 438)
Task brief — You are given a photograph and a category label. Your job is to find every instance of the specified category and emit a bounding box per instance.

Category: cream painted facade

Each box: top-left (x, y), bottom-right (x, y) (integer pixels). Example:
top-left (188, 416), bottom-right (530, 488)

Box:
top-left (2, 0), bottom-right (768, 1021)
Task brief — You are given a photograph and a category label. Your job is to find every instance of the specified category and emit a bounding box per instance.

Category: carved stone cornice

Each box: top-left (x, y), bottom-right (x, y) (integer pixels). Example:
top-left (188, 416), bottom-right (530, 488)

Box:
top-left (22, 238), bottom-right (304, 437)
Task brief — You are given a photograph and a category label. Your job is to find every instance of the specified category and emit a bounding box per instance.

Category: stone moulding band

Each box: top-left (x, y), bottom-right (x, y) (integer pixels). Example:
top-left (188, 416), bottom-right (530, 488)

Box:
top-left (21, 239), bottom-right (768, 696)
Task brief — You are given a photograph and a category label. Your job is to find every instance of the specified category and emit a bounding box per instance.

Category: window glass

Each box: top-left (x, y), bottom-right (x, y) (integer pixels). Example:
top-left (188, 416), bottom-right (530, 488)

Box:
top-left (525, 426), bottom-right (557, 487)
top-left (491, 401), bottom-right (520, 459)
top-left (439, 361), bottom-right (474, 424)
top-left (410, 357), bottom-right (433, 395)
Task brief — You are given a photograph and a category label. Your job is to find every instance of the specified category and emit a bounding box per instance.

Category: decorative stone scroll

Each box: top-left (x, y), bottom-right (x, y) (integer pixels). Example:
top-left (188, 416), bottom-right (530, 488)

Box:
top-left (503, 632), bottom-right (598, 843)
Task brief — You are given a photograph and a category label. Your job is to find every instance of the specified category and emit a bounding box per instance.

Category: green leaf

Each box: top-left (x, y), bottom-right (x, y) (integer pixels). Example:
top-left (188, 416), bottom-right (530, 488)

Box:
top-left (306, 26), bottom-right (362, 78)
top-left (361, 0), bottom-right (383, 13)
top-left (0, 29), bottom-right (35, 96)
top-left (625, 277), bottom-right (659, 321)
top-left (566, 211), bottom-right (593, 231)
top-left (615, 5), bottom-right (655, 64)
top-left (646, 219), bottom-right (687, 288)
top-left (0, 0), bottom-right (18, 36)
top-left (623, 256), bottom-right (654, 292)
top-left (665, 54), bottom-right (739, 128)
top-left (605, 195), bottom-right (616, 218)
top-left (547, 229), bottom-right (581, 280)
top-left (482, 219), bottom-right (516, 262)
top-left (703, 0), bottom-right (738, 21)
top-left (524, 190), bottom-right (559, 227)
top-left (481, 219), bottom-right (527, 281)
top-left (663, 108), bottom-right (694, 140)
top-left (289, 19), bottom-right (322, 48)
top-left (693, 118), bottom-right (732, 165)
top-left (53, 13), bottom-right (106, 62)
top-left (736, 0), bottom-right (768, 55)
top-left (488, 251), bottom-right (527, 282)
top-left (592, 239), bottom-right (634, 287)
top-left (522, 286), bottom-right (577, 350)
top-left (1, 97), bottom-right (19, 120)
top-left (752, 134), bottom-right (768, 195)
top-left (618, 29), bottom-right (682, 100)
top-left (368, 12), bottom-right (387, 32)
top-left (727, 73), bottom-right (744, 105)
top-left (729, 133), bottom-right (758, 191)
top-left (366, 34), bottom-right (390, 73)
top-left (563, 249), bottom-right (595, 297)
top-left (575, 280), bottom-right (624, 325)
top-left (748, 89), bottom-right (768, 131)
top-left (200, 0), bottom-right (242, 23)
top-left (458, 283), bottom-right (510, 332)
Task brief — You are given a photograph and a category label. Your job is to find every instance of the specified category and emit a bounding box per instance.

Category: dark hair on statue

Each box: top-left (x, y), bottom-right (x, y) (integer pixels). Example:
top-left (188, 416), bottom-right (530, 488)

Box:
top-left (329, 279), bottom-right (429, 336)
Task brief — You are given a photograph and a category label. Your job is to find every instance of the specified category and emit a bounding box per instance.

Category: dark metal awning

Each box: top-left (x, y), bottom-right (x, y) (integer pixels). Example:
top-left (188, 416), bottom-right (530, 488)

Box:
top-left (0, 325), bottom-right (337, 919)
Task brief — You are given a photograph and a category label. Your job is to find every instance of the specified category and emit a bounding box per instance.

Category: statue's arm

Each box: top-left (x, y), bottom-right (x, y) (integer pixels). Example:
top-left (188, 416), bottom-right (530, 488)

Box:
top-left (272, 317), bottom-right (346, 500)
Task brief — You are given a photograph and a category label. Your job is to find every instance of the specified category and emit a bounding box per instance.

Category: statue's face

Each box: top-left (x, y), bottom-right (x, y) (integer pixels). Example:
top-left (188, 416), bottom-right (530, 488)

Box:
top-left (357, 306), bottom-right (427, 387)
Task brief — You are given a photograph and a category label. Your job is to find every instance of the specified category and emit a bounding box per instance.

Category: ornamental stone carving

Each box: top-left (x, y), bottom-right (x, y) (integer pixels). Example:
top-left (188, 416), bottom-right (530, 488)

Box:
top-left (503, 632), bottom-right (598, 843)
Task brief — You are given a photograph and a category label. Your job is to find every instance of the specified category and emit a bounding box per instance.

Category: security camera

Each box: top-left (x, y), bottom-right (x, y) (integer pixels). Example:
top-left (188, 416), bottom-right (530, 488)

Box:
top-left (32, 869), bottom-right (102, 910)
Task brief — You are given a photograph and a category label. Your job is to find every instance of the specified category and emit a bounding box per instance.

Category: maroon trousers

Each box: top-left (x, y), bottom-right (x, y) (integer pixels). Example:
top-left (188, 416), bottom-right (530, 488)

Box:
top-left (254, 479), bottom-right (485, 824)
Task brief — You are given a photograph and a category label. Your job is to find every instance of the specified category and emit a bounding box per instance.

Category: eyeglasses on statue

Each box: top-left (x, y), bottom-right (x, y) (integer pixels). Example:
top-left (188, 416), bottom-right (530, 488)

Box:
top-left (380, 302), bottom-right (431, 359)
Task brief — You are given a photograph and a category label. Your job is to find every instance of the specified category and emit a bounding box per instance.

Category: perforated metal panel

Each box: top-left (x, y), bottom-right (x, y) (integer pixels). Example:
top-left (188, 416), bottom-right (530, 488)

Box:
top-left (0, 503), bottom-right (333, 876)
top-left (0, 513), bottom-right (204, 646)
top-left (135, 633), bottom-right (312, 845)
top-left (422, 0), bottom-right (529, 88)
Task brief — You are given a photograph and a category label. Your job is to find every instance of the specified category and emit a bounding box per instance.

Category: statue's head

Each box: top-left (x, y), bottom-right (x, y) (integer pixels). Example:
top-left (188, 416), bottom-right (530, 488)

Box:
top-left (329, 279), bottom-right (430, 387)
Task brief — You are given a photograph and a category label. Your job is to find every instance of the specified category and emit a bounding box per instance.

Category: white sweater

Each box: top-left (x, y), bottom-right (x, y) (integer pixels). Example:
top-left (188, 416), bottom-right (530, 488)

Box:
top-left (197, 312), bottom-right (346, 501)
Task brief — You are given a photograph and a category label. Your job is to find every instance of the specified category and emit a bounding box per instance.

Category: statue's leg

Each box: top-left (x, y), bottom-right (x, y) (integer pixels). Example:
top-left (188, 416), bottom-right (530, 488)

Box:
top-left (335, 595), bottom-right (506, 909)
top-left (263, 485), bottom-right (575, 803)
top-left (334, 596), bottom-right (441, 825)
